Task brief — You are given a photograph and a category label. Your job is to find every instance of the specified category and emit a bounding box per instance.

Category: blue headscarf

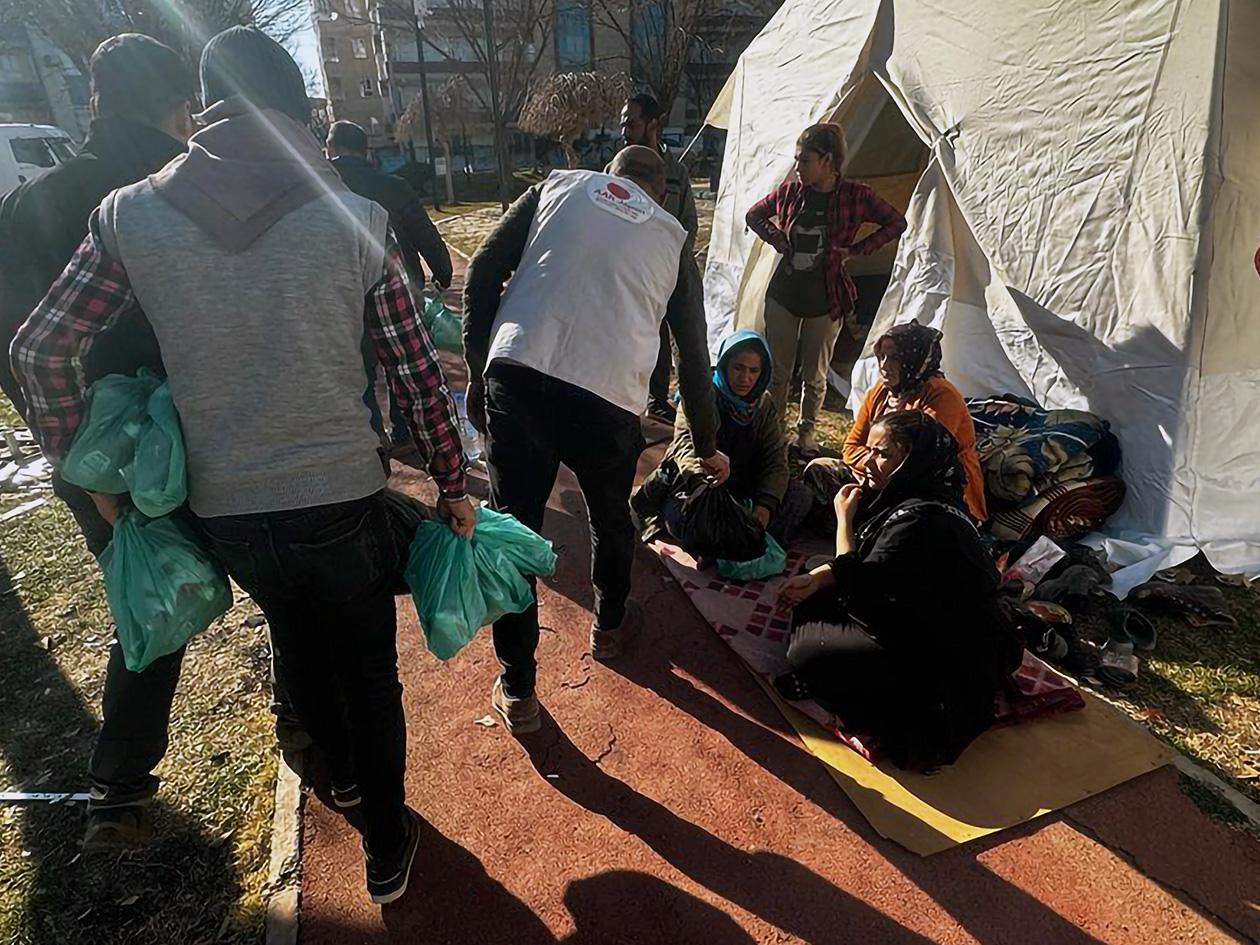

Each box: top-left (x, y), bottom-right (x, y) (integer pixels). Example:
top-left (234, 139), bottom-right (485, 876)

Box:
top-left (713, 329), bottom-right (772, 427)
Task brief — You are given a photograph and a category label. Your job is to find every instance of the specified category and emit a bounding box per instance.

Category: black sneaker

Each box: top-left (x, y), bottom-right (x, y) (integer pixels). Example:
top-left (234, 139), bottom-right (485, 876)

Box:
top-left (645, 398), bottom-right (677, 425)
top-left (365, 806), bottom-right (422, 905)
top-left (331, 782), bottom-right (362, 809)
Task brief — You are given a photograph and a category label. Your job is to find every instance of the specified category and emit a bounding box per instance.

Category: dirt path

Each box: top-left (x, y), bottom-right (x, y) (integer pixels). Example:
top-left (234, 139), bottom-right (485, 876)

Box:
top-left (296, 255), bottom-right (1260, 945)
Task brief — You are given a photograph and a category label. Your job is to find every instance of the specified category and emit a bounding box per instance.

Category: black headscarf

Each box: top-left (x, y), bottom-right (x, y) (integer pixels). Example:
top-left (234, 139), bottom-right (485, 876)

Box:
top-left (855, 410), bottom-right (968, 545)
top-left (875, 320), bottom-right (944, 395)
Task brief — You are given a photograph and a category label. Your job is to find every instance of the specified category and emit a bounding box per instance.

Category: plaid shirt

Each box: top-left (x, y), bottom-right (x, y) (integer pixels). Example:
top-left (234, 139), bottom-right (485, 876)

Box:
top-left (10, 215), bottom-right (468, 499)
top-left (746, 178), bottom-right (907, 320)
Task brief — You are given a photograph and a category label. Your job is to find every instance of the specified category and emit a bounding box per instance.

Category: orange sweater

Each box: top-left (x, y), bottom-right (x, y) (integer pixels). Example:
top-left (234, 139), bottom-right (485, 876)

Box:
top-left (843, 376), bottom-right (988, 522)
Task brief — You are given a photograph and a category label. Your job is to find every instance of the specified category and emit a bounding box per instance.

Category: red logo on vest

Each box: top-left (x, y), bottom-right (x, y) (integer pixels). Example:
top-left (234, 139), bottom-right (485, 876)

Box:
top-left (606, 181), bottom-right (631, 200)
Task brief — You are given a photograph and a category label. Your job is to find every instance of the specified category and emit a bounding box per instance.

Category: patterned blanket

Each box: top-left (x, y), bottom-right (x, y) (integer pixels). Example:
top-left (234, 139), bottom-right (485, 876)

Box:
top-left (967, 396), bottom-right (1121, 507)
top-left (653, 539), bottom-right (1085, 762)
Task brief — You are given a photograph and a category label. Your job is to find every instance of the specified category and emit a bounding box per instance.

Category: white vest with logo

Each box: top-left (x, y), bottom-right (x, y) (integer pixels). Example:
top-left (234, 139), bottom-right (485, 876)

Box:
top-left (486, 169), bottom-right (687, 415)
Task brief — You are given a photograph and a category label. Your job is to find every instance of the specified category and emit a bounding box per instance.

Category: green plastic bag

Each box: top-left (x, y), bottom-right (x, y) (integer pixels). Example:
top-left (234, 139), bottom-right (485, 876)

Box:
top-left (100, 510), bottom-right (233, 672)
top-left (424, 293), bottom-right (463, 352)
top-left (717, 534), bottom-right (787, 582)
top-left (127, 381), bottom-right (187, 517)
top-left (61, 372), bottom-right (161, 494)
top-left (404, 508), bottom-right (556, 661)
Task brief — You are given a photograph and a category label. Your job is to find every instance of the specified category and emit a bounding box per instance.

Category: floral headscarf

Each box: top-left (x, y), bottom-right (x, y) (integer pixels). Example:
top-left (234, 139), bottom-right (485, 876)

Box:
top-left (874, 320), bottom-right (944, 395)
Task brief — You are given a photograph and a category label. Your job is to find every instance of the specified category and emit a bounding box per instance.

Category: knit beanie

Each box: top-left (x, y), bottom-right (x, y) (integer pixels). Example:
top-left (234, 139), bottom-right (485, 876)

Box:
top-left (200, 26), bottom-right (310, 121)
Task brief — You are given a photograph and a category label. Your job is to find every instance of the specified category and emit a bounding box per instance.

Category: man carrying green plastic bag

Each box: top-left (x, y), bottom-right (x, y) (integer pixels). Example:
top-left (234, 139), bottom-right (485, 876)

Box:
top-left (61, 368), bottom-right (188, 518)
top-left (102, 510), bottom-right (233, 671)
top-left (404, 507), bottom-right (556, 660)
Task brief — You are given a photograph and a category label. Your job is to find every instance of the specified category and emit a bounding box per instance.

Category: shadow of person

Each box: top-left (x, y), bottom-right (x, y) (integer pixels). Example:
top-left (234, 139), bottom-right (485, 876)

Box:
top-left (519, 713), bottom-right (938, 945)
top-left (0, 552), bottom-right (242, 945)
top-left (560, 871), bottom-right (757, 945)
top-left (601, 598), bottom-right (1125, 945)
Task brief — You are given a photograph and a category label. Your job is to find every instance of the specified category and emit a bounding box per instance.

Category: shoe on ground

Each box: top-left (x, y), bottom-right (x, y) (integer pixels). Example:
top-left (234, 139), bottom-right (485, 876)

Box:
top-left (794, 430), bottom-right (821, 460)
top-left (491, 677), bottom-right (541, 735)
top-left (590, 598), bottom-right (642, 662)
top-left (331, 781), bottom-right (362, 809)
top-left (83, 802), bottom-right (153, 853)
top-left (365, 806), bottom-right (422, 905)
top-left (645, 398), bottom-right (677, 425)
top-left (274, 714), bottom-right (313, 753)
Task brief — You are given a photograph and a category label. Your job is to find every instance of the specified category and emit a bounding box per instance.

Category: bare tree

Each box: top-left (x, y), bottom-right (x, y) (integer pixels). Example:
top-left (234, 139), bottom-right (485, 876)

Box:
top-left (517, 70), bottom-right (629, 167)
top-left (587, 0), bottom-right (775, 117)
top-left (2, 0), bottom-right (310, 73)
top-left (370, 0), bottom-right (554, 124)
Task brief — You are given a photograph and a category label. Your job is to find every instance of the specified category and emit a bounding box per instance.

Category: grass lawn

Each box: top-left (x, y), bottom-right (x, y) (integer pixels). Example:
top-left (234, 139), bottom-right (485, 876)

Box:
top-left (0, 401), bottom-right (277, 944)
top-left (426, 199), bottom-right (500, 226)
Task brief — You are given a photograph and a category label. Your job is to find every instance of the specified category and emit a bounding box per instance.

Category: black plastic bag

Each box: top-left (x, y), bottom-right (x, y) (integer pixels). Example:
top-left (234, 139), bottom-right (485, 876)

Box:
top-left (663, 478), bottom-right (766, 562)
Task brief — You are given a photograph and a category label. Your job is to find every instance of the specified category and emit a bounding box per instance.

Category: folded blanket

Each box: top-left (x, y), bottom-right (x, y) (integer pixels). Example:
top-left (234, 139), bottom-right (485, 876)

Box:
top-left (967, 395), bottom-right (1121, 507)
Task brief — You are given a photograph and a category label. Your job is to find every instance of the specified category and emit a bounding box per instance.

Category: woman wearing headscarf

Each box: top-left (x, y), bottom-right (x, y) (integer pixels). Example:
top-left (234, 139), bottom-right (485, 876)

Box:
top-left (634, 329), bottom-right (813, 551)
top-left (806, 319), bottom-right (987, 522)
top-left (776, 411), bottom-right (1022, 771)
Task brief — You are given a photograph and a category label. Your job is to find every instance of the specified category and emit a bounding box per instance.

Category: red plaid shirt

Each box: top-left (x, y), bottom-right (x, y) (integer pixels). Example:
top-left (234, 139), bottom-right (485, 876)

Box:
top-left (746, 178), bottom-right (907, 320)
top-left (10, 215), bottom-right (468, 499)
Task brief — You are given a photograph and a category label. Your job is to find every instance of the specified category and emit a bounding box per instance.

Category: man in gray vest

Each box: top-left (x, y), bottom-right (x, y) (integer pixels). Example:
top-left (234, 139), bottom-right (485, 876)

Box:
top-left (464, 146), bottom-right (727, 736)
top-left (11, 27), bottom-right (473, 905)
top-left (620, 93), bottom-right (698, 425)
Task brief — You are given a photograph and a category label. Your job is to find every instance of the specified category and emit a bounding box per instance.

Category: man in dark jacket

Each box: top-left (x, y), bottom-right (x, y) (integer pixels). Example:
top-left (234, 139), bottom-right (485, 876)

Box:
top-left (620, 93), bottom-right (698, 425)
top-left (326, 120), bottom-right (452, 292)
top-left (327, 120), bottom-right (453, 445)
top-left (0, 33), bottom-right (197, 852)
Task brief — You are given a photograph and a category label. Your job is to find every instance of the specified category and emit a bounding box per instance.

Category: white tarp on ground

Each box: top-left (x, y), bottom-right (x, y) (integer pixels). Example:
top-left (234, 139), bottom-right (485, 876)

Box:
top-left (703, 0), bottom-right (1260, 589)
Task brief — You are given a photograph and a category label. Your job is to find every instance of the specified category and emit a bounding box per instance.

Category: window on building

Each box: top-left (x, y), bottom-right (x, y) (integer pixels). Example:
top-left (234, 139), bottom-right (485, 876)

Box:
top-left (555, 0), bottom-right (592, 71)
top-left (359, 77), bottom-right (374, 97)
top-left (328, 76), bottom-right (344, 100)
top-left (352, 37), bottom-right (368, 59)
top-left (322, 36), bottom-right (338, 61)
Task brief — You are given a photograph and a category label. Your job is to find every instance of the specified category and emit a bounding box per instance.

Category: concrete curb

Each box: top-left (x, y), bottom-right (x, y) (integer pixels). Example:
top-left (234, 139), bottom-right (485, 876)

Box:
top-left (264, 761), bottom-right (304, 945)
top-left (1171, 753), bottom-right (1260, 832)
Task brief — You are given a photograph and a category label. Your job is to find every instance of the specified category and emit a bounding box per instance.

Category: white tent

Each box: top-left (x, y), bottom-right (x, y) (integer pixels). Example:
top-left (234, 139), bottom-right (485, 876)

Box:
top-left (703, 0), bottom-right (1260, 590)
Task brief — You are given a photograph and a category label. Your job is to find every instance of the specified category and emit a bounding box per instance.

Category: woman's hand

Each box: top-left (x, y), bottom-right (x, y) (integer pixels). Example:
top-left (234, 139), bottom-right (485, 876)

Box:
top-left (834, 484), bottom-right (860, 557)
top-left (834, 483), bottom-right (862, 523)
top-left (777, 573), bottom-right (819, 608)
top-left (778, 565), bottom-right (836, 609)
top-left (752, 505), bottom-right (772, 528)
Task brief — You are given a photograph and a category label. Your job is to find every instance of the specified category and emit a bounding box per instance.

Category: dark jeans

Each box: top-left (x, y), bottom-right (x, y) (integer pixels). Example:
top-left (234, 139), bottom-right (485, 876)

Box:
top-left (51, 472), bottom-right (187, 809)
top-left (362, 341), bottom-right (408, 442)
top-left (484, 363), bottom-right (645, 699)
top-left (198, 492), bottom-right (409, 856)
top-left (647, 320), bottom-right (672, 405)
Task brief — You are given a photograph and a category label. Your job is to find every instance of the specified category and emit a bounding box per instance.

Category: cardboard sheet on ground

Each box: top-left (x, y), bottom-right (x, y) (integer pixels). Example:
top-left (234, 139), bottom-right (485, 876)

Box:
top-left (653, 541), bottom-right (1172, 855)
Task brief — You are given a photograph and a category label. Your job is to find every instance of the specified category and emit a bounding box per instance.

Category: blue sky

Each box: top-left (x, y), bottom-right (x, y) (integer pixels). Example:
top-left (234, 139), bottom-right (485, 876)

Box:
top-left (257, 0), bottom-right (325, 97)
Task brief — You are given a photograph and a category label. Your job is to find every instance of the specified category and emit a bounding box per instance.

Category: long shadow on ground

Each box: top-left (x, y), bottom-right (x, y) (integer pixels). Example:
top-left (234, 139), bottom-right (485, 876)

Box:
top-left (0, 550), bottom-right (242, 944)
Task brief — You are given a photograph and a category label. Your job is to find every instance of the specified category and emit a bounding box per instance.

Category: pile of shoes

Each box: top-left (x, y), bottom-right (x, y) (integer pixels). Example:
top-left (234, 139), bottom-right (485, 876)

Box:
top-left (1001, 540), bottom-right (1162, 689)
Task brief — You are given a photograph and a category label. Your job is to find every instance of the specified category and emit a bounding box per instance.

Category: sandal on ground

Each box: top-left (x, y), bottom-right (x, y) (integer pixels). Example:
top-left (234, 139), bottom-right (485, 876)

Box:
top-left (1131, 582), bottom-right (1237, 627)
top-left (773, 672), bottom-right (814, 702)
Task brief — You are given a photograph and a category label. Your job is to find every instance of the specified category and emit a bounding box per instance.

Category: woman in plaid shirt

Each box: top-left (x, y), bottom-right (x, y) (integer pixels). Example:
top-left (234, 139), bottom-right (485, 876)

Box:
top-left (746, 123), bottom-right (906, 458)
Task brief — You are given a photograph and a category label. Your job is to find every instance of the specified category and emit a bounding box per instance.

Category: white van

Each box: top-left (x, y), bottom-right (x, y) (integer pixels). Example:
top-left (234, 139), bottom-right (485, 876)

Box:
top-left (0, 124), bottom-right (76, 195)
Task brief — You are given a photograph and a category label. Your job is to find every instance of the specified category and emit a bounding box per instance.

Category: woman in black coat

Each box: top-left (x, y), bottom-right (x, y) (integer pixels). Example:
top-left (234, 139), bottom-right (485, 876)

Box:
top-left (776, 410), bottom-right (1022, 771)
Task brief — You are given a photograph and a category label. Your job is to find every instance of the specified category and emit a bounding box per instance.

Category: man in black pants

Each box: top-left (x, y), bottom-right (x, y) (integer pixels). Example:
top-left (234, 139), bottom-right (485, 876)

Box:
top-left (326, 120), bottom-right (454, 446)
top-left (464, 146), bottom-right (728, 735)
top-left (0, 34), bottom-right (197, 852)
